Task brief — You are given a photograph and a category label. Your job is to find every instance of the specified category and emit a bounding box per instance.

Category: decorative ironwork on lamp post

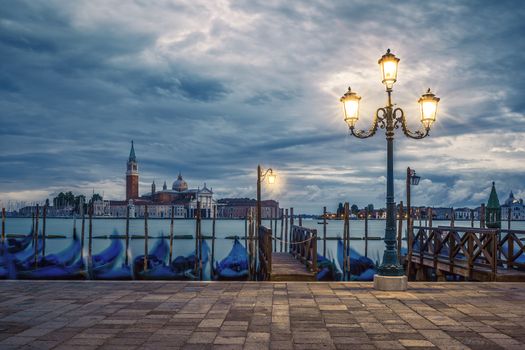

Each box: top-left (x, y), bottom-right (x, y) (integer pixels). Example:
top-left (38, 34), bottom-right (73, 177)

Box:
top-left (257, 165), bottom-right (276, 230)
top-left (340, 49), bottom-right (440, 277)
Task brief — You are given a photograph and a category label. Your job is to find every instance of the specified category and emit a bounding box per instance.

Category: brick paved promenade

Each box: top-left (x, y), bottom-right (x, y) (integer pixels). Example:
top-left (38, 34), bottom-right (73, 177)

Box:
top-left (0, 281), bottom-right (524, 350)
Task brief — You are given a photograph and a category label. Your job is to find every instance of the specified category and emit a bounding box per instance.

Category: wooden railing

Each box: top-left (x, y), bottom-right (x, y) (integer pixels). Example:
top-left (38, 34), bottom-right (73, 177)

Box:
top-left (498, 229), bottom-right (525, 270)
top-left (410, 226), bottom-right (499, 280)
top-left (290, 225), bottom-right (317, 273)
top-left (258, 225), bottom-right (272, 280)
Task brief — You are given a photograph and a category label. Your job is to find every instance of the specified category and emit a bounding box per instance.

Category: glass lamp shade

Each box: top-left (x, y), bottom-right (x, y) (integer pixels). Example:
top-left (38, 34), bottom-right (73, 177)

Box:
top-left (411, 175), bottom-right (421, 186)
top-left (418, 88), bottom-right (440, 128)
top-left (267, 173), bottom-right (276, 184)
top-left (340, 87), bottom-right (361, 128)
top-left (378, 49), bottom-right (400, 89)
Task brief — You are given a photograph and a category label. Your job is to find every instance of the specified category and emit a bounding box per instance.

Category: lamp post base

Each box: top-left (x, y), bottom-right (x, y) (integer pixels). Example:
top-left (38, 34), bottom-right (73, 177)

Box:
top-left (373, 274), bottom-right (407, 291)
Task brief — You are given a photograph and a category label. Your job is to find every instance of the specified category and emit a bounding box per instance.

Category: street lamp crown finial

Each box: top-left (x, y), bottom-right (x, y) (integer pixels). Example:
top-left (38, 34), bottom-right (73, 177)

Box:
top-left (427, 88), bottom-right (431, 93)
top-left (387, 48), bottom-right (391, 54)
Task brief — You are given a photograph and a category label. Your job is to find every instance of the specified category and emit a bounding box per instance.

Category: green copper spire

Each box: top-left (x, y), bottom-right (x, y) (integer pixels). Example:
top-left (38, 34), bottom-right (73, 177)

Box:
top-left (129, 140), bottom-right (136, 162)
top-left (487, 181), bottom-right (500, 209)
top-left (486, 181), bottom-right (501, 228)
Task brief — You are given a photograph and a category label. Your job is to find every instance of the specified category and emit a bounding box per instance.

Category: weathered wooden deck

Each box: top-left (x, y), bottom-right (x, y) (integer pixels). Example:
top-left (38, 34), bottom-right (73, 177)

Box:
top-left (270, 253), bottom-right (316, 281)
top-left (1, 281), bottom-right (525, 349)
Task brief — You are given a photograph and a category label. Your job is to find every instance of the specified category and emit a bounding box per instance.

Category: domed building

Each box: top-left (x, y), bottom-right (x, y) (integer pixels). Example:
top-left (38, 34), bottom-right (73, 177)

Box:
top-left (111, 142), bottom-right (216, 218)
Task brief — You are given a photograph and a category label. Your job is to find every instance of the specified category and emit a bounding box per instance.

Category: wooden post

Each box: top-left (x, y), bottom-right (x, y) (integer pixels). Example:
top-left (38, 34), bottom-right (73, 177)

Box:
top-left (284, 209), bottom-right (289, 254)
top-left (280, 209), bottom-right (284, 252)
top-left (322, 206), bottom-right (327, 257)
top-left (144, 205), bottom-right (149, 272)
top-left (169, 205), bottom-right (174, 263)
top-left (298, 215), bottom-right (302, 227)
top-left (248, 208), bottom-right (254, 280)
top-left (507, 206), bottom-right (512, 231)
top-left (289, 207), bottom-right (294, 253)
top-left (34, 204), bottom-right (39, 268)
top-left (211, 205), bottom-right (216, 279)
top-left (450, 208), bottom-right (455, 228)
top-left (125, 206), bottom-right (130, 266)
top-left (197, 201), bottom-right (204, 281)
top-left (42, 204), bottom-right (47, 257)
top-left (480, 204), bottom-right (486, 229)
top-left (428, 207), bottom-right (433, 228)
top-left (244, 214), bottom-right (248, 250)
top-left (88, 205), bottom-right (93, 276)
top-left (364, 208), bottom-right (369, 258)
top-left (1, 208), bottom-right (5, 244)
top-left (343, 202), bottom-right (350, 280)
top-left (470, 209), bottom-right (474, 228)
top-left (32, 212), bottom-right (35, 242)
top-left (80, 203), bottom-right (85, 266)
top-left (397, 201), bottom-right (403, 264)
top-left (274, 215), bottom-right (279, 252)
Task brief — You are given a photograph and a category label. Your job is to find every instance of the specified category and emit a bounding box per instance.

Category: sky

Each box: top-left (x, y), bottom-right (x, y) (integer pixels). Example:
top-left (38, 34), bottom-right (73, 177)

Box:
top-left (1, 0), bottom-right (524, 214)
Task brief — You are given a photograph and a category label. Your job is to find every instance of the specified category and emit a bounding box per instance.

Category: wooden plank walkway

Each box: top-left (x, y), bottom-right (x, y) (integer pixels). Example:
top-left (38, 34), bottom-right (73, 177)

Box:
top-left (1, 281), bottom-right (525, 349)
top-left (269, 253), bottom-right (316, 281)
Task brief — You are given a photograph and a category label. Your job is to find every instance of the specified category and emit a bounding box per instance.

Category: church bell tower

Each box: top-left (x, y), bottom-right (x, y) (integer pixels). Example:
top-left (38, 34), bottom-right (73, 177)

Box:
top-left (126, 141), bottom-right (139, 200)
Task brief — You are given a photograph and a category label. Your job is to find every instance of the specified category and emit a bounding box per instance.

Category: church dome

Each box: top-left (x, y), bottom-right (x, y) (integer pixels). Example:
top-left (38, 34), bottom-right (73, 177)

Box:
top-left (172, 173), bottom-right (188, 192)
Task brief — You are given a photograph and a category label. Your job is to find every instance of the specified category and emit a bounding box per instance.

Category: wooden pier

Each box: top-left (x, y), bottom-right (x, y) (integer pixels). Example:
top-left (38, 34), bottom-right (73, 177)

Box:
top-left (406, 225), bottom-right (525, 282)
top-left (258, 225), bottom-right (317, 281)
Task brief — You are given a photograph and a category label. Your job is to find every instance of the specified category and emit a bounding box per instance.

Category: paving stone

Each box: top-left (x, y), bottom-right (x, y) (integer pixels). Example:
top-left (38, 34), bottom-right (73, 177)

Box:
top-left (0, 281), bottom-right (524, 350)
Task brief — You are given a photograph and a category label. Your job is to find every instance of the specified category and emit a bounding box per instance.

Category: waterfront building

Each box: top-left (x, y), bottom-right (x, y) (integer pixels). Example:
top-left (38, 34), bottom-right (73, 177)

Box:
top-left (455, 207), bottom-right (475, 220)
top-left (116, 141), bottom-right (217, 218)
top-left (217, 198), bottom-right (280, 219)
top-left (501, 191), bottom-right (525, 220)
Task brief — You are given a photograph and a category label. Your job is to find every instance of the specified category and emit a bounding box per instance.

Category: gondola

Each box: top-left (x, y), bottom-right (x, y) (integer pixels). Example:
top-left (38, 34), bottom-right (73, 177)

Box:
top-left (7, 230), bottom-right (33, 254)
top-left (316, 252), bottom-right (341, 281)
top-left (133, 238), bottom-right (169, 279)
top-left (0, 243), bottom-right (16, 279)
top-left (214, 238), bottom-right (249, 280)
top-left (17, 231), bottom-right (81, 279)
top-left (337, 239), bottom-right (377, 281)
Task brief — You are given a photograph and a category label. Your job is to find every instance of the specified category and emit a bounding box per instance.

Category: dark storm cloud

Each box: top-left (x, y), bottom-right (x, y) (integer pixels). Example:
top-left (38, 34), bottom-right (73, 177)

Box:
top-left (1, 0), bottom-right (524, 212)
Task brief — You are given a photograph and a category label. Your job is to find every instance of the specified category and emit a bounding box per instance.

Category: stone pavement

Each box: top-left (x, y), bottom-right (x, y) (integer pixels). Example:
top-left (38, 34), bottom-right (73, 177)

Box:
top-left (0, 281), bottom-right (524, 350)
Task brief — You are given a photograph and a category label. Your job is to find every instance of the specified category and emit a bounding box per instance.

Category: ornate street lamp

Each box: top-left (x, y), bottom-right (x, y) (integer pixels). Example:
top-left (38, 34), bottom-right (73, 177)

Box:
top-left (340, 49), bottom-right (440, 290)
top-left (257, 165), bottom-right (276, 229)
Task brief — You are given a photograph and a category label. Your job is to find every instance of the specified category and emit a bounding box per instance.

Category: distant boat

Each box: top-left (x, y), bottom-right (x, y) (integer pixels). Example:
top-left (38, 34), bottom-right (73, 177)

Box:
top-left (214, 238), bottom-right (249, 280)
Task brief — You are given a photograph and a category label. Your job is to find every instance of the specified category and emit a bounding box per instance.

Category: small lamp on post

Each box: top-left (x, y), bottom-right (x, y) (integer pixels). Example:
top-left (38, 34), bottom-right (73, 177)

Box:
top-left (257, 165), bottom-right (276, 230)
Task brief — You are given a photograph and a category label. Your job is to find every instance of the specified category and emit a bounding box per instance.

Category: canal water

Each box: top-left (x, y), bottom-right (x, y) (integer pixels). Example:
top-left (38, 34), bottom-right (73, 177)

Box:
top-left (4, 218), bottom-right (525, 280)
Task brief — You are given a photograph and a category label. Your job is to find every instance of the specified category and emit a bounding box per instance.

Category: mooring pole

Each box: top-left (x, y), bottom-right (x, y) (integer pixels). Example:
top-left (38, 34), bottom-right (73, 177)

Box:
top-left (88, 204), bottom-right (93, 276)
top-left (1, 207), bottom-right (5, 244)
top-left (289, 207), bottom-right (294, 253)
top-left (280, 209), bottom-right (284, 253)
top-left (365, 208), bottom-right (369, 258)
top-left (169, 205), bottom-right (174, 263)
top-left (80, 203), bottom-right (85, 267)
top-left (450, 208), bottom-right (455, 228)
top-left (284, 209), bottom-right (289, 253)
top-left (397, 201), bottom-right (403, 264)
top-left (198, 202), bottom-right (203, 281)
top-left (34, 204), bottom-right (39, 268)
top-left (323, 206), bottom-right (327, 258)
top-left (125, 206), bottom-right (130, 266)
top-left (42, 204), bottom-right (47, 257)
top-left (470, 209), bottom-right (474, 228)
top-left (211, 205), bottom-right (216, 279)
top-left (480, 204), bottom-right (486, 229)
top-left (343, 202), bottom-right (350, 280)
top-left (144, 205), bottom-right (149, 272)
top-left (244, 214), bottom-right (248, 250)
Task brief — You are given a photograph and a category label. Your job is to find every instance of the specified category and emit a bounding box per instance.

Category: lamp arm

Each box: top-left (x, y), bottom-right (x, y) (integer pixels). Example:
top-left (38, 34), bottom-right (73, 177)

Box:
top-left (259, 168), bottom-right (274, 182)
top-left (349, 108), bottom-right (386, 139)
top-left (393, 108), bottom-right (430, 139)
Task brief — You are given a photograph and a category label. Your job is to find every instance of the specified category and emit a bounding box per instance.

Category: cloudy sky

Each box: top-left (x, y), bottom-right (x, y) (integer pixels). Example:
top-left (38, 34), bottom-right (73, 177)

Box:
top-left (1, 0), bottom-right (524, 213)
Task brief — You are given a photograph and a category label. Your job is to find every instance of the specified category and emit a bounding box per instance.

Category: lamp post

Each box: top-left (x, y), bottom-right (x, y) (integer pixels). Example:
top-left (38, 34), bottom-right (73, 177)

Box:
top-left (406, 167), bottom-right (420, 277)
top-left (257, 165), bottom-right (276, 230)
top-left (341, 49), bottom-right (439, 290)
